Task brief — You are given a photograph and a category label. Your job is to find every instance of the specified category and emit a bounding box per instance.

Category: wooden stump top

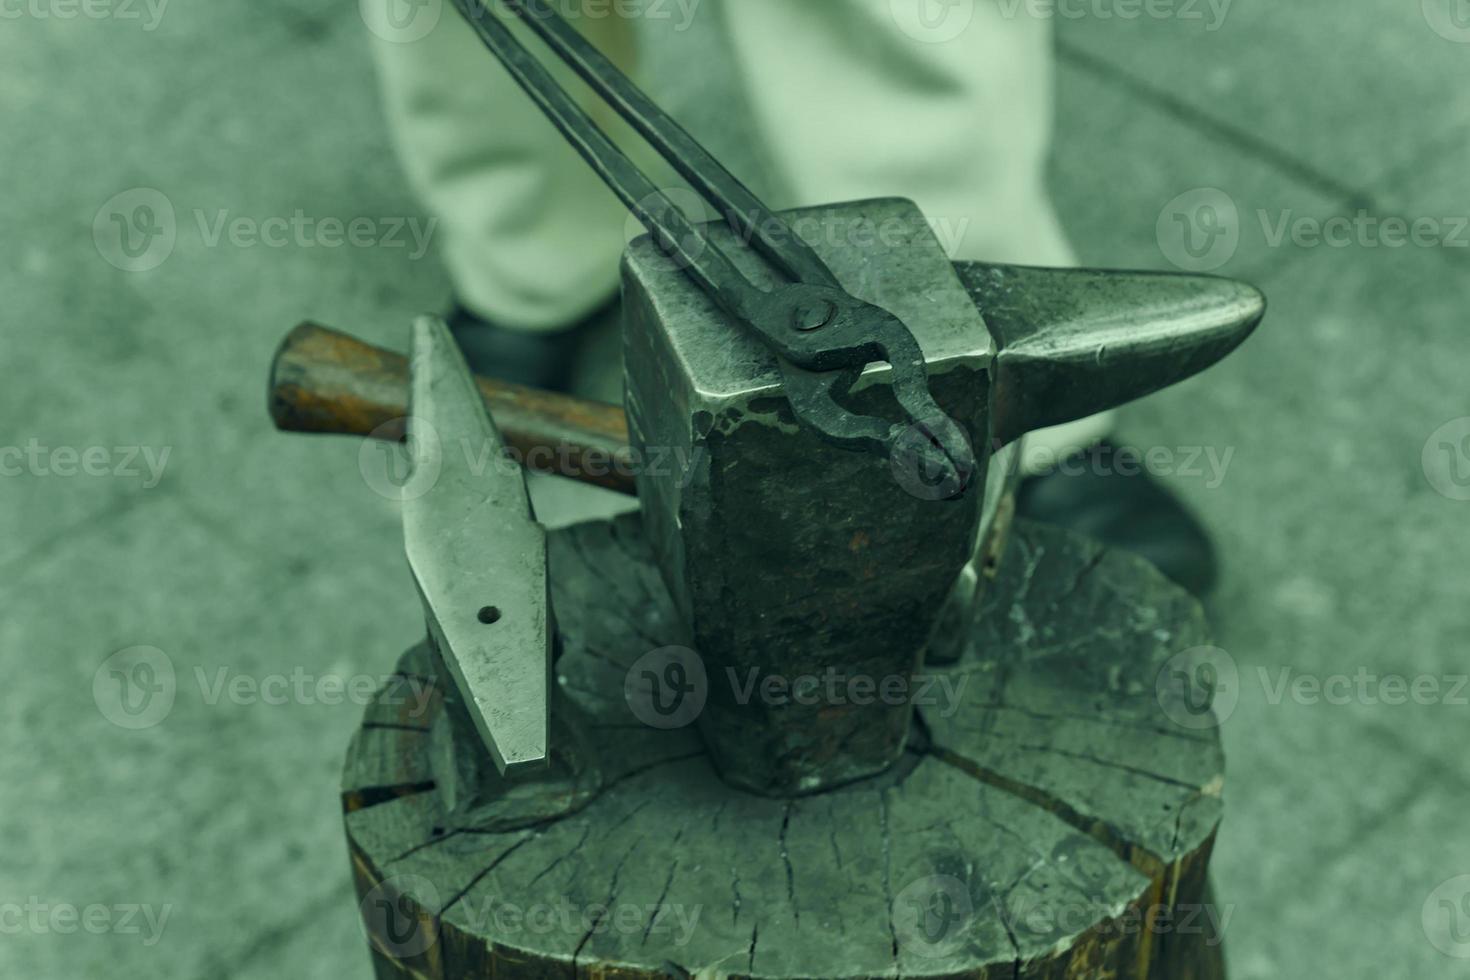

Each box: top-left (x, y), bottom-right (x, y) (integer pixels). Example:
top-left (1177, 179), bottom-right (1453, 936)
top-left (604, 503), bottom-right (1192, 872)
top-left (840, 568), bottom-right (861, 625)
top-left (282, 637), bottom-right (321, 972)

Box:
top-left (344, 516), bottom-right (1227, 979)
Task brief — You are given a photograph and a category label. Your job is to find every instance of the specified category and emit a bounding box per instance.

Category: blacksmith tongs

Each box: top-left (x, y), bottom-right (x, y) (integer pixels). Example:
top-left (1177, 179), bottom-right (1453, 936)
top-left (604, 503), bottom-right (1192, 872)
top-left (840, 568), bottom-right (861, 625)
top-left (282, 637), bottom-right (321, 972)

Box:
top-left (448, 0), bottom-right (976, 491)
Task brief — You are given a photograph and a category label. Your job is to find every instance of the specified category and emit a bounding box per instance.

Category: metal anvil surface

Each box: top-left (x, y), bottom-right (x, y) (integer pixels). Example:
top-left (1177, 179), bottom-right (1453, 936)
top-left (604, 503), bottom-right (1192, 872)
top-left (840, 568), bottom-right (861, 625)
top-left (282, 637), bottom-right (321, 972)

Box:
top-left (623, 197), bottom-right (1262, 796)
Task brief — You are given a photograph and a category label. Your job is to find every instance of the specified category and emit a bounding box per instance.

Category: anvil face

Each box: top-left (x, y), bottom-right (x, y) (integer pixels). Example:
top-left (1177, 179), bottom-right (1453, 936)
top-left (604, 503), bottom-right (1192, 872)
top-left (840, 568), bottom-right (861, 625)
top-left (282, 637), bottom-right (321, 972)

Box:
top-left (623, 198), bottom-right (993, 796)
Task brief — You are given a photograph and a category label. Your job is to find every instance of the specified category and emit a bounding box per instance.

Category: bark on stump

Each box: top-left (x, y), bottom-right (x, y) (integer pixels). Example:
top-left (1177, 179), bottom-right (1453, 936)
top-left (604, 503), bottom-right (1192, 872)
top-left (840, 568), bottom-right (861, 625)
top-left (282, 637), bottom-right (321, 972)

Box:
top-left (343, 515), bottom-right (1228, 979)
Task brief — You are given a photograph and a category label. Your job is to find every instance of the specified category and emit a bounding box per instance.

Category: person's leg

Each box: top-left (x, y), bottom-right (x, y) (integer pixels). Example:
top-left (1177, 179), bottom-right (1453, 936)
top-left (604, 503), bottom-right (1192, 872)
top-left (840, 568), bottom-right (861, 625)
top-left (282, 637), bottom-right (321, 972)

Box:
top-left (367, 4), bottom-right (638, 333)
top-left (715, 0), bottom-right (1112, 466)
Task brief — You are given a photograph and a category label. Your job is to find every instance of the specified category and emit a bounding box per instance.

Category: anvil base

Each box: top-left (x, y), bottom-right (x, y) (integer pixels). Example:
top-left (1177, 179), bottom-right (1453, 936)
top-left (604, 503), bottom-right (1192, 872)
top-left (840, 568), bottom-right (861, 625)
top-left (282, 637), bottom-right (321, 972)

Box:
top-left (343, 515), bottom-right (1228, 979)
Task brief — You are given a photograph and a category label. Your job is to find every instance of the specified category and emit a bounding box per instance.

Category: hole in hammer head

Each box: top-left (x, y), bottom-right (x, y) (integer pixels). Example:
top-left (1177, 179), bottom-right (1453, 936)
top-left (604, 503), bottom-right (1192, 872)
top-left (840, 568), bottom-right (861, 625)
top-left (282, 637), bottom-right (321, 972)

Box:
top-left (478, 606), bottom-right (502, 625)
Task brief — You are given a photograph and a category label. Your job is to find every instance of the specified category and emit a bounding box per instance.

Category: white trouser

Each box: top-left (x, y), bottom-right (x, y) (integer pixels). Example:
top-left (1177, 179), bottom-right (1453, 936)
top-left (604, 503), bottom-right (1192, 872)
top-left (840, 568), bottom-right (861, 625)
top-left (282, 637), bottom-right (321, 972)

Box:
top-left (367, 0), bottom-right (1113, 465)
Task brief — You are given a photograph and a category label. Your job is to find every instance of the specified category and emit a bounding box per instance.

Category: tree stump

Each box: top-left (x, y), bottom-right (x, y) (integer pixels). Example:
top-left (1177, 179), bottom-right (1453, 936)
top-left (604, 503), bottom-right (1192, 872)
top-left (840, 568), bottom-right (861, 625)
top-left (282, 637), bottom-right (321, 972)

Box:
top-left (343, 515), bottom-right (1227, 979)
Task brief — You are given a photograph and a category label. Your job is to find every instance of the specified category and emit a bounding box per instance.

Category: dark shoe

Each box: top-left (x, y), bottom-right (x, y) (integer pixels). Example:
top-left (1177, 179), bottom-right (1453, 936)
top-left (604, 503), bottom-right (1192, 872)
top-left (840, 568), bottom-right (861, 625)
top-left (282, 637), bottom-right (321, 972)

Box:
top-left (447, 299), bottom-right (612, 392)
top-left (1016, 441), bottom-right (1218, 597)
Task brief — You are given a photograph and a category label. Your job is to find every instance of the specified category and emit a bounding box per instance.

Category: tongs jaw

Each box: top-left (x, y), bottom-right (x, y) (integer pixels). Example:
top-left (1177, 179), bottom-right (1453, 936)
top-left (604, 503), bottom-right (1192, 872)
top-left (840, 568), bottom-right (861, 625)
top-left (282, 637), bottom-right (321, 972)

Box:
top-left (449, 0), bottom-right (976, 494)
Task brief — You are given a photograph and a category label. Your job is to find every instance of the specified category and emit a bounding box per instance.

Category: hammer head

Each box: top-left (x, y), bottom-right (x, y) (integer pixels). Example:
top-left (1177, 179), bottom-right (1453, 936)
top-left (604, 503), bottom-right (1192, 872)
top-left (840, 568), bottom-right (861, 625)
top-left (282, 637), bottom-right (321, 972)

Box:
top-left (623, 198), bottom-right (991, 795)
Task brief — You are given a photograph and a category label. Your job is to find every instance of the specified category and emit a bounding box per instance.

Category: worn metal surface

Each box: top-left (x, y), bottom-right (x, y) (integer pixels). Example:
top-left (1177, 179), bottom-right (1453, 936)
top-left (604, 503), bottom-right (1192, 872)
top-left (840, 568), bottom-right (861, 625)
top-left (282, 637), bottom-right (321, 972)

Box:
top-left (625, 200), bottom-right (1265, 794)
top-left (967, 262), bottom-right (1266, 446)
top-left (930, 260), bottom-right (1266, 665)
top-left (403, 316), bottom-right (551, 775)
top-left (625, 198), bottom-right (994, 795)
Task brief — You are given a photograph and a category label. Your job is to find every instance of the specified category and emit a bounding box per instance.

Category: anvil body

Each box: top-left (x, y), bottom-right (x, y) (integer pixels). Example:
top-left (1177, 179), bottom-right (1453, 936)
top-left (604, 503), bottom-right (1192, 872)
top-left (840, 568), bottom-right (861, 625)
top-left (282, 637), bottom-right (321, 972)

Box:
top-left (623, 197), bottom-right (1263, 795)
top-left (626, 198), bottom-right (996, 794)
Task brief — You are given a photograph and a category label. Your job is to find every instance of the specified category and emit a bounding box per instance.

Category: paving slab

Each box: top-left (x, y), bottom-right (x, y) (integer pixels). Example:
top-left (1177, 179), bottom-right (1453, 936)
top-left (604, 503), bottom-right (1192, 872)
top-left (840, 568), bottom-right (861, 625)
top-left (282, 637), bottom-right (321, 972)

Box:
top-left (1051, 59), bottom-right (1341, 282)
top-left (1055, 0), bottom-right (1470, 195)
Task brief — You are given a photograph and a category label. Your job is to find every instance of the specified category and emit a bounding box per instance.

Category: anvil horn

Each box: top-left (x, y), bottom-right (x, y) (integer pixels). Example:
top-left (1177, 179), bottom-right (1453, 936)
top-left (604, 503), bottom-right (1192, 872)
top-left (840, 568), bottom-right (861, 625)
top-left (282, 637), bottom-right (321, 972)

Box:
top-left (956, 263), bottom-right (1267, 448)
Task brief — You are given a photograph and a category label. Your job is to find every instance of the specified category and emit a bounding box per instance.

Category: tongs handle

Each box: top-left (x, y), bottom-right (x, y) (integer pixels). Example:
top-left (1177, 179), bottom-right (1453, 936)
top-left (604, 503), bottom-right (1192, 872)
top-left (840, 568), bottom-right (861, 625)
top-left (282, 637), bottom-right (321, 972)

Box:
top-left (450, 0), bottom-right (766, 322)
top-left (498, 0), bottom-right (841, 290)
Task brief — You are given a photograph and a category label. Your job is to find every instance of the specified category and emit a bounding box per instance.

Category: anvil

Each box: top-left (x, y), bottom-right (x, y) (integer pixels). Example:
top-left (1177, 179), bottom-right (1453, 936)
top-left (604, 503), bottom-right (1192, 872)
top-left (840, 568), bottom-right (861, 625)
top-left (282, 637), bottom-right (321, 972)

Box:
top-left (621, 197), bottom-right (1261, 794)
top-left (270, 237), bottom-right (1261, 800)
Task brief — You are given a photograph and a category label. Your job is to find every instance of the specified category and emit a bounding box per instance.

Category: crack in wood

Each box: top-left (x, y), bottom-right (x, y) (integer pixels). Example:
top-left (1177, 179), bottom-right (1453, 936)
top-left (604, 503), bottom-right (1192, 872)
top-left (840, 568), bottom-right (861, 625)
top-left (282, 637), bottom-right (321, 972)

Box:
top-left (779, 802), bottom-right (799, 927)
top-left (342, 781), bottom-right (436, 814)
top-left (439, 834), bottom-right (535, 916)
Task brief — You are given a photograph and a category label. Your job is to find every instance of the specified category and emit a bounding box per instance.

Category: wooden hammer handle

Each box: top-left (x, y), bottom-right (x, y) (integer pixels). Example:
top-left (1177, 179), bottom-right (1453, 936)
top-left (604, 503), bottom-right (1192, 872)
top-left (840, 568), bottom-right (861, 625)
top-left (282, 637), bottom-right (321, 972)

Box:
top-left (268, 322), bottom-right (637, 495)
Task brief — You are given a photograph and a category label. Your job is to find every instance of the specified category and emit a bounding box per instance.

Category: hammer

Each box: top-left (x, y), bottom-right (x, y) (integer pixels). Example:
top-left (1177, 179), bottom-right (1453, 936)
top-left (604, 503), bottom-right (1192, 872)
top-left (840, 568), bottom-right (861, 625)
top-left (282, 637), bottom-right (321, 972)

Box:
top-left (268, 321), bottom-right (637, 495)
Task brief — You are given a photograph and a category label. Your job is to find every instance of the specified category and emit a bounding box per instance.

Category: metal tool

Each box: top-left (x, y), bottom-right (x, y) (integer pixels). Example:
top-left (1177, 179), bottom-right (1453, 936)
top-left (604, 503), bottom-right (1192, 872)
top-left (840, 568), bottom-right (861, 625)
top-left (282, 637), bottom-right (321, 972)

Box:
top-left (403, 315), bottom-right (550, 774)
top-left (272, 255), bottom-right (1264, 789)
top-left (448, 0), bottom-right (975, 493)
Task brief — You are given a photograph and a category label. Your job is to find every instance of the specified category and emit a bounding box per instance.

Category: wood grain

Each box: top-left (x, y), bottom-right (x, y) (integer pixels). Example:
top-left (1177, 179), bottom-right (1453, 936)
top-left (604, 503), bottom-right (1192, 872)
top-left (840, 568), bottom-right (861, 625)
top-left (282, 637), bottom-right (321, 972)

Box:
top-left (342, 518), bottom-right (1228, 979)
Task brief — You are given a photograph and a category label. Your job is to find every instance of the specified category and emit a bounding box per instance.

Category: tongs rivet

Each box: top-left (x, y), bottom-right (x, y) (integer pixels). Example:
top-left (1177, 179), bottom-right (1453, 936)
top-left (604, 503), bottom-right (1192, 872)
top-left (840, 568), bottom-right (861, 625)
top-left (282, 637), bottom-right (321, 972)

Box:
top-left (793, 300), bottom-right (836, 333)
